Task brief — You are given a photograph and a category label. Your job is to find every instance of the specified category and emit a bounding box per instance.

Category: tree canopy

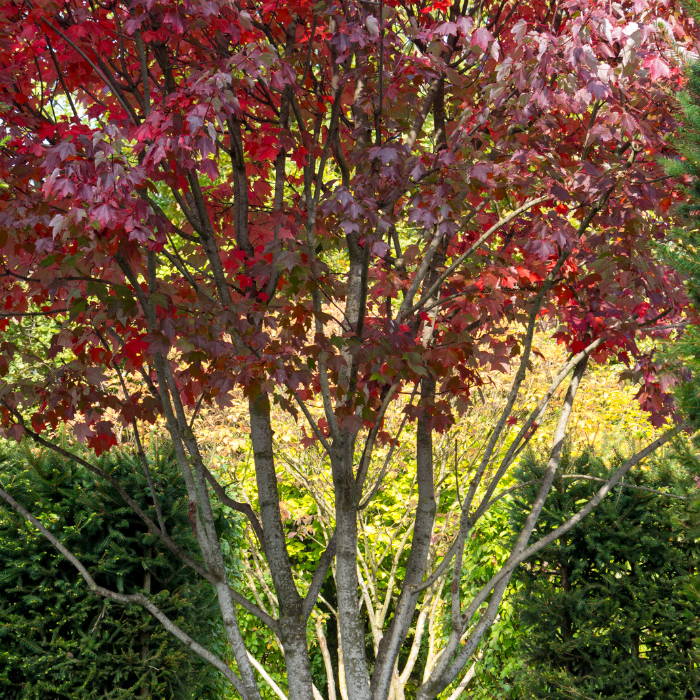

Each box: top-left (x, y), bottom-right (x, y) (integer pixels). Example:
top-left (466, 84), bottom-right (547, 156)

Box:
top-left (0, 0), bottom-right (695, 699)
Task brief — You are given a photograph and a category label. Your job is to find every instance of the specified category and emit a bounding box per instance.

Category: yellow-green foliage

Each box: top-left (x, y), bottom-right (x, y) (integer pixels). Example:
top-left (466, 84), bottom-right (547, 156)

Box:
top-left (186, 332), bottom-right (658, 700)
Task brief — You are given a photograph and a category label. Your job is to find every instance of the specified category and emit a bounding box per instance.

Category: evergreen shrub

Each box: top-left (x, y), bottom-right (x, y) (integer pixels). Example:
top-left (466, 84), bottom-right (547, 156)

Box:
top-left (509, 449), bottom-right (700, 700)
top-left (0, 440), bottom-right (223, 699)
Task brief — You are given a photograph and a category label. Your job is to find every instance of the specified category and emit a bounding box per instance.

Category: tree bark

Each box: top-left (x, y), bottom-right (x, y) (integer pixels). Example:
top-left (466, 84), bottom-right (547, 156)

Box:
top-left (372, 376), bottom-right (437, 700)
top-left (332, 437), bottom-right (372, 700)
top-left (249, 394), bottom-right (316, 700)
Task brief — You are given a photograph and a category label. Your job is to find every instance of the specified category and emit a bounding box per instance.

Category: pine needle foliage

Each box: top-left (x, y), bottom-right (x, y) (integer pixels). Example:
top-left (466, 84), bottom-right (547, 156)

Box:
top-left (0, 440), bottom-right (224, 700)
top-left (660, 51), bottom-right (700, 429)
top-left (508, 449), bottom-right (700, 700)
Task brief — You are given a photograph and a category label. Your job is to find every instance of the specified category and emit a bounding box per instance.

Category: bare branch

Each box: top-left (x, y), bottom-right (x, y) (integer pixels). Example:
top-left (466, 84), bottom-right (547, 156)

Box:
top-left (419, 425), bottom-right (683, 699)
top-left (315, 617), bottom-right (338, 700)
top-left (247, 653), bottom-right (289, 700)
top-left (44, 34), bottom-right (79, 119)
top-left (396, 226), bottom-right (444, 323)
top-left (355, 379), bottom-right (402, 499)
top-left (203, 464), bottom-right (267, 551)
top-left (41, 18), bottom-right (138, 124)
top-left (471, 336), bottom-right (606, 522)
top-left (134, 29), bottom-right (150, 117)
top-left (359, 384), bottom-right (419, 510)
top-left (405, 78), bottom-right (442, 149)
top-left (557, 473), bottom-right (689, 499)
top-left (462, 247), bottom-right (571, 516)
top-left (483, 473), bottom-right (690, 512)
top-left (303, 532), bottom-right (337, 620)
top-left (293, 391), bottom-right (334, 455)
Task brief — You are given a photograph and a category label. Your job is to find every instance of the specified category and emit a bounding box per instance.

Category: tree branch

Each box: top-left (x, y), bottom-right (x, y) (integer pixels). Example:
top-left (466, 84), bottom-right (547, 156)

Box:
top-left (419, 425), bottom-right (683, 699)
top-left (202, 464), bottom-right (267, 551)
top-left (41, 18), bottom-right (138, 124)
top-left (303, 532), bottom-right (337, 620)
top-left (406, 197), bottom-right (548, 319)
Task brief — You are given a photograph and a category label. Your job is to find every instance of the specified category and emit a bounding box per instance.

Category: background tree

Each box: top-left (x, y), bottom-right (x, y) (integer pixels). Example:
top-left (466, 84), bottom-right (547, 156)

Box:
top-left (0, 441), bottom-right (224, 700)
top-left (0, 1), bottom-right (695, 699)
top-left (508, 448), bottom-right (700, 700)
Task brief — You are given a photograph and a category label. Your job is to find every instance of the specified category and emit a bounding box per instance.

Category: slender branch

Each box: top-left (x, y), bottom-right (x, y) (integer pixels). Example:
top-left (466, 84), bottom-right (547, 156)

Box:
top-left (293, 391), bottom-right (333, 455)
top-left (44, 34), bottom-right (79, 119)
top-left (134, 29), bottom-right (150, 117)
top-left (581, 100), bottom-right (601, 162)
top-left (315, 617), bottom-right (338, 700)
top-left (484, 473), bottom-right (690, 511)
top-left (247, 653), bottom-right (288, 700)
top-left (202, 464), bottom-right (267, 550)
top-left (132, 423), bottom-right (167, 533)
top-left (0, 308), bottom-right (67, 318)
top-left (4, 411), bottom-right (207, 572)
top-left (6, 407), bottom-right (277, 629)
top-left (303, 532), bottom-right (337, 620)
top-left (445, 660), bottom-right (477, 700)
top-left (354, 379), bottom-right (402, 499)
top-left (359, 382), bottom-right (420, 509)
top-left (420, 425), bottom-right (683, 699)
top-left (471, 336), bottom-right (606, 521)
top-left (374, 0), bottom-right (384, 146)
top-left (557, 473), bottom-right (689, 500)
top-left (94, 327), bottom-right (167, 535)
top-left (462, 247), bottom-right (571, 516)
top-left (396, 226), bottom-right (443, 323)
top-left (41, 17), bottom-right (138, 124)
top-left (406, 197), bottom-right (548, 318)
top-left (405, 78), bottom-right (442, 149)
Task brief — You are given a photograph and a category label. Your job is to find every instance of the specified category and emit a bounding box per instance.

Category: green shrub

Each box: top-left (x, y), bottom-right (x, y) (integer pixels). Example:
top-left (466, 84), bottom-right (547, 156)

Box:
top-left (509, 449), bottom-right (700, 700)
top-left (0, 440), bottom-right (223, 699)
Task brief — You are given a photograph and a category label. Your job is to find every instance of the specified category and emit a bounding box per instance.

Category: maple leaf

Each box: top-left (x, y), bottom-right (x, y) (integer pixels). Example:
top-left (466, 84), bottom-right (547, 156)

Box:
top-left (73, 422), bottom-right (95, 443)
top-left (55, 141), bottom-right (76, 161)
top-left (339, 414), bottom-right (363, 434)
top-left (470, 162), bottom-right (492, 183)
top-left (472, 27), bottom-right (493, 51)
top-left (164, 12), bottom-right (187, 34)
top-left (512, 18), bottom-right (527, 43)
top-left (646, 56), bottom-right (670, 81)
top-left (124, 15), bottom-right (146, 33)
top-left (366, 16), bottom-right (379, 37)
top-left (200, 158), bottom-right (220, 181)
top-left (370, 146), bottom-right (400, 164)
top-left (92, 203), bottom-right (116, 228)
top-left (35, 238), bottom-right (55, 254)
top-left (587, 81), bottom-right (611, 100)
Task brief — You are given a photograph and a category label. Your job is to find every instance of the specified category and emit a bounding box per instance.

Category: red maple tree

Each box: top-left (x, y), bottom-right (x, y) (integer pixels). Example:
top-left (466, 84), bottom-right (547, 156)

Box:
top-left (0, 0), bottom-right (693, 698)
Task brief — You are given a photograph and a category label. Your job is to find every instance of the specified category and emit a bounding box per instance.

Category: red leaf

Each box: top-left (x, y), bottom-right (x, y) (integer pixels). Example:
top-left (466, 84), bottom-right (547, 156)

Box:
top-left (74, 422), bottom-right (95, 443)
top-left (237, 274), bottom-right (253, 290)
top-left (92, 203), bottom-right (116, 227)
top-left (339, 414), bottom-right (363, 435)
top-left (200, 158), bottom-right (220, 181)
top-left (471, 27), bottom-right (493, 51)
top-left (163, 11), bottom-right (187, 34)
top-left (646, 56), bottom-right (670, 81)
